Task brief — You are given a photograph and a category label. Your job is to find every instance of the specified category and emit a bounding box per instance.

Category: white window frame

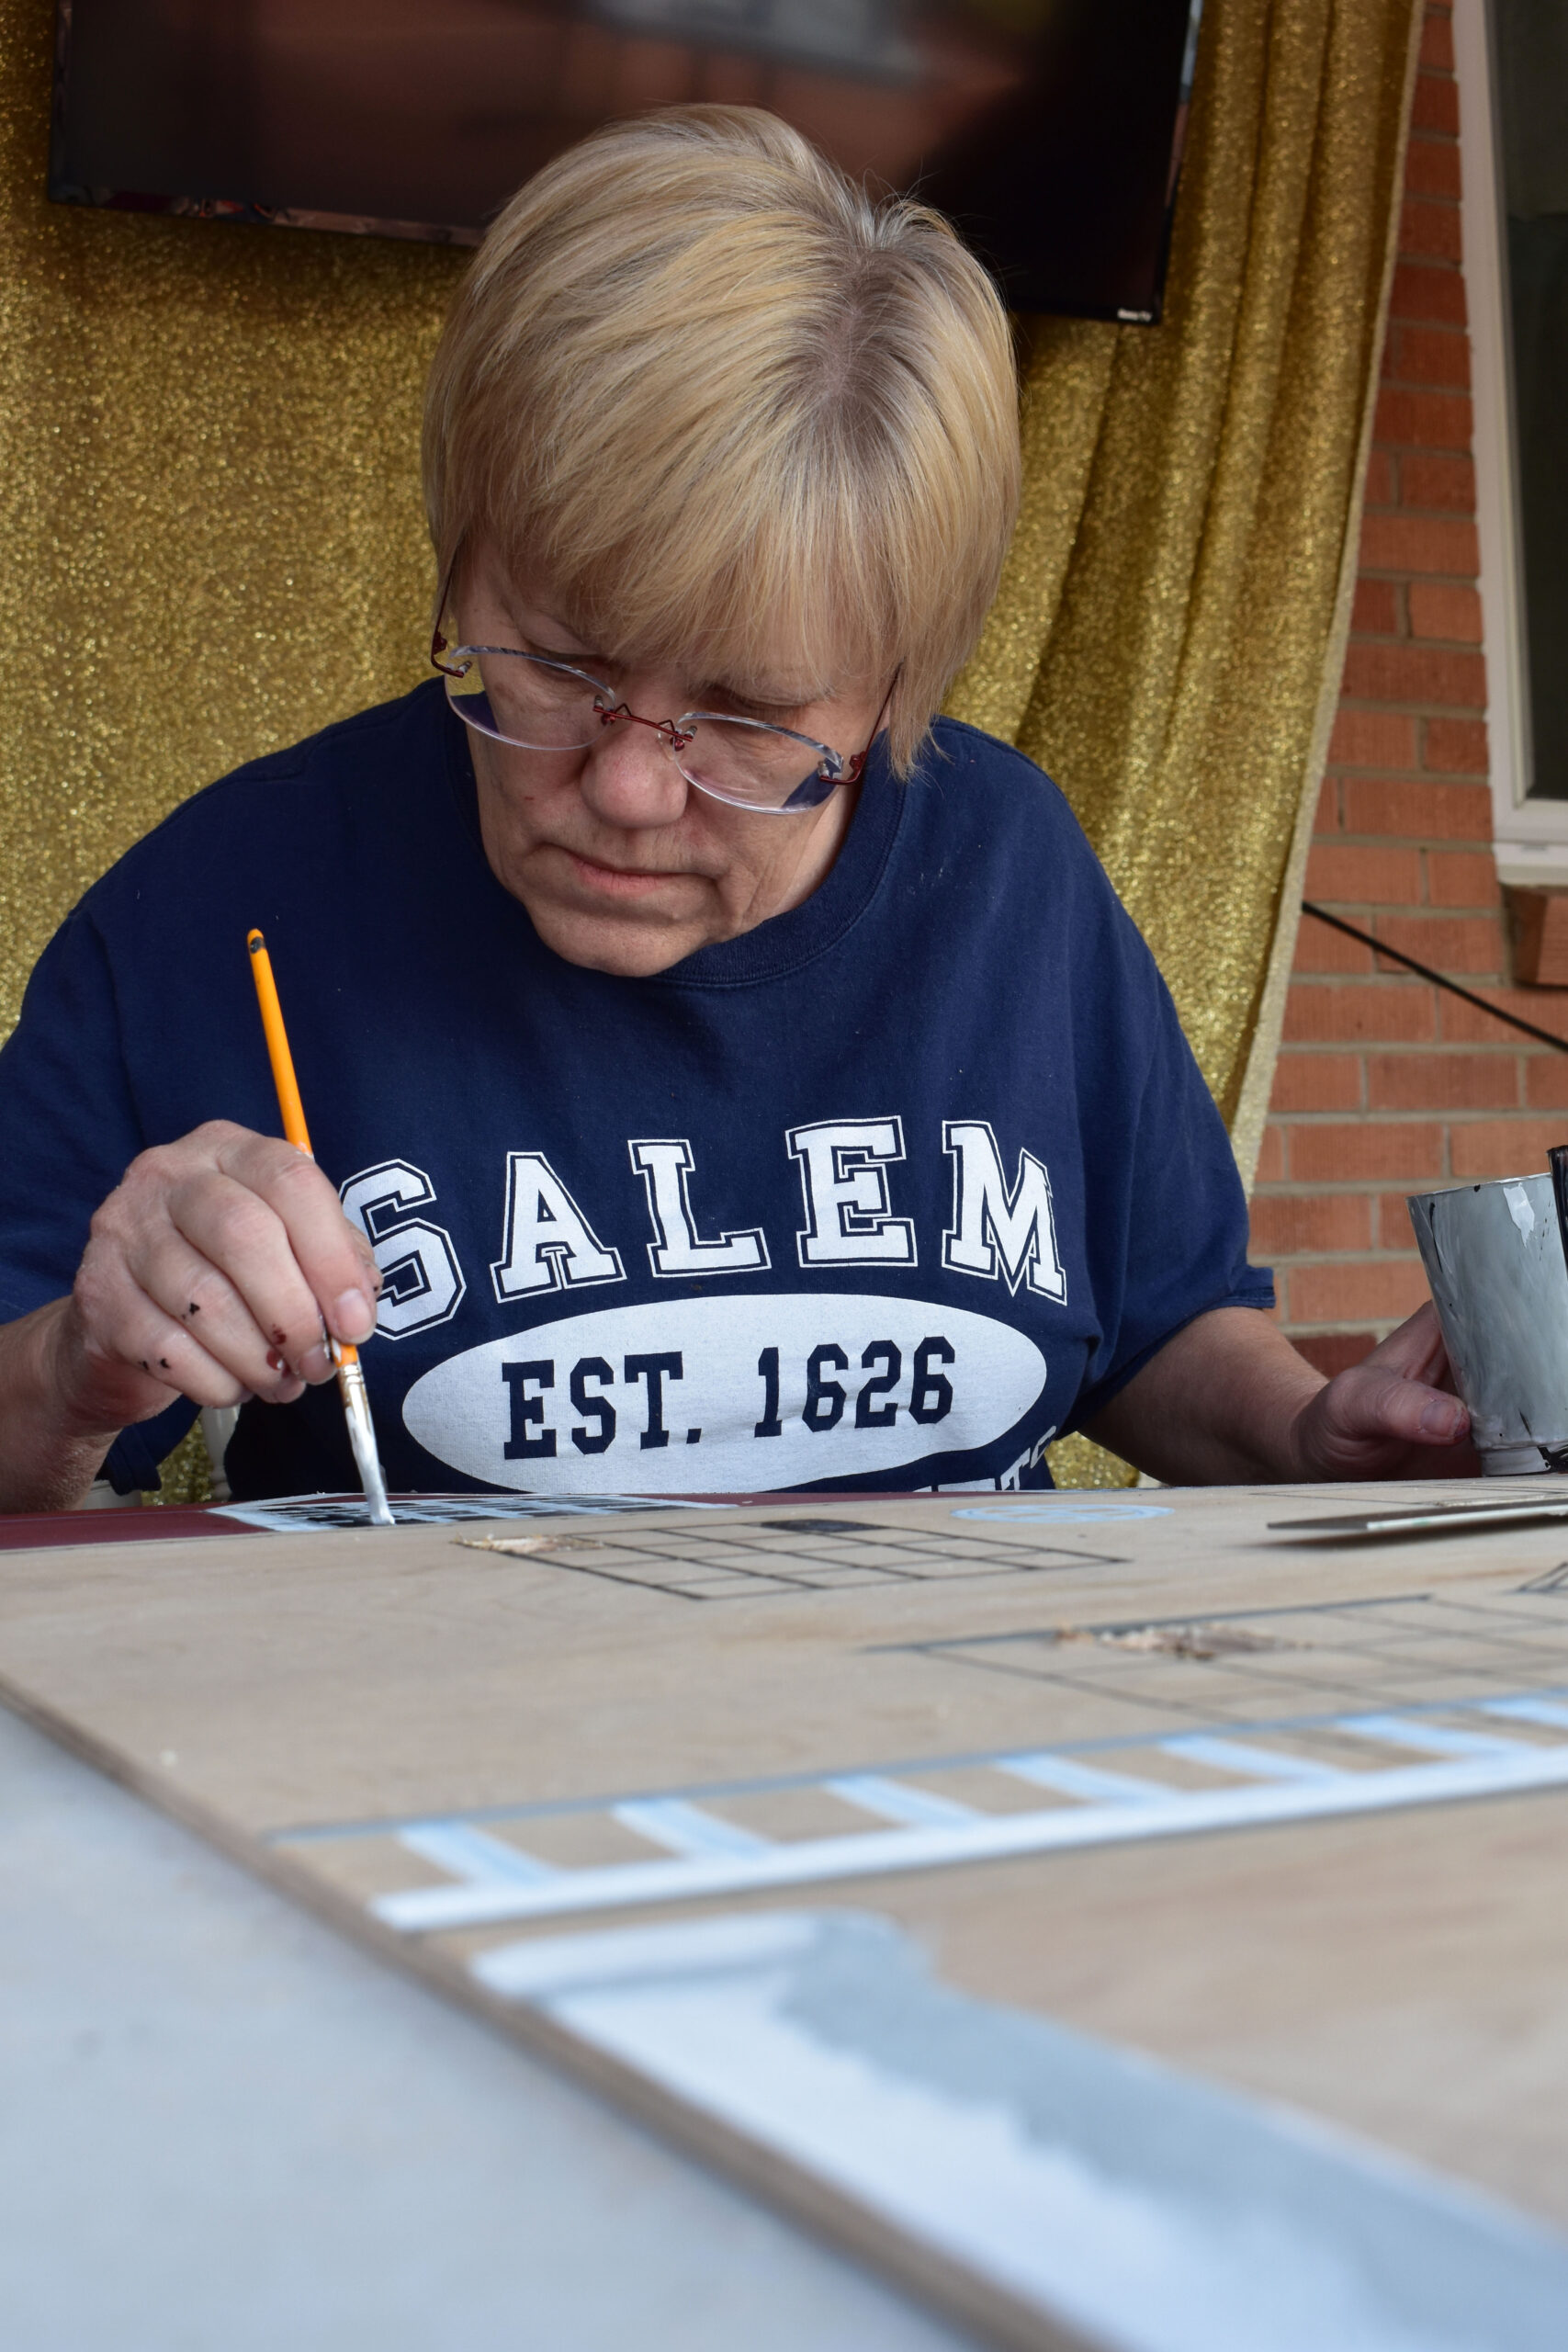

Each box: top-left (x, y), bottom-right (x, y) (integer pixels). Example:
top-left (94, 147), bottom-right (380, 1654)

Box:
top-left (1454, 0), bottom-right (1562, 878)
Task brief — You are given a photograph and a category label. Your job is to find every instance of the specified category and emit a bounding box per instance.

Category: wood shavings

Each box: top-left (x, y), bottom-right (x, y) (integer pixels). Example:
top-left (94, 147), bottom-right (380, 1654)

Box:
top-left (1053, 1623), bottom-right (1284, 1660)
top-left (455, 1533), bottom-right (606, 1558)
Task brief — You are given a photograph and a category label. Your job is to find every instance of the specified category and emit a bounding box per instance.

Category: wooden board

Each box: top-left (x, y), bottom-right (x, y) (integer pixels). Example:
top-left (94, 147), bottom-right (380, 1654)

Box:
top-left (7, 1482), bottom-right (1568, 2351)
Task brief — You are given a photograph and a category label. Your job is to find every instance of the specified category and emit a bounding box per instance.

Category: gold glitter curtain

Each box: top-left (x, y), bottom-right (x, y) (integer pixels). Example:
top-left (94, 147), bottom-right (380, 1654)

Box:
top-left (0, 0), bottom-right (463, 1044)
top-left (0, 0), bottom-right (1416, 1495)
top-left (949, 0), bottom-right (1421, 1153)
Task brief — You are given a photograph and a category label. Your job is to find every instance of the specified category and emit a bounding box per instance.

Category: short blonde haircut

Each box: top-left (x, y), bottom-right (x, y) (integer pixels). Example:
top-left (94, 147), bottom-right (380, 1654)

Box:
top-left (423, 107), bottom-right (1020, 775)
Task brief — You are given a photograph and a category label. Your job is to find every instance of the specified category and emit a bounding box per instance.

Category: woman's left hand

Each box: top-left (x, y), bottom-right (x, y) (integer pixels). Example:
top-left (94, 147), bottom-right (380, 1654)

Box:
top-left (1289, 1300), bottom-right (1478, 1479)
top-left (1089, 1298), bottom-right (1477, 1484)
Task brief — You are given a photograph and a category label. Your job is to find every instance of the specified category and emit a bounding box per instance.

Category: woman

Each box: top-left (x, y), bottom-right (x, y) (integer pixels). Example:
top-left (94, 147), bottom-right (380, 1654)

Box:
top-left (0, 107), bottom-right (1471, 1510)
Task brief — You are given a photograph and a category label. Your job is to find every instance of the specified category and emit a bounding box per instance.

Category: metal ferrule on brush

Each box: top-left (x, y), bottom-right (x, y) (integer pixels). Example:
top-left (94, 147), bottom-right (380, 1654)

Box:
top-left (332, 1341), bottom-right (395, 1526)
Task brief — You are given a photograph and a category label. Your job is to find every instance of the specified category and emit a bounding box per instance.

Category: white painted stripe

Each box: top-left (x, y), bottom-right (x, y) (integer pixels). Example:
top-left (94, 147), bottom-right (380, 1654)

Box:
top-left (998, 1751), bottom-right (1168, 1804)
top-left (613, 1797), bottom-right (772, 1857)
top-left (476, 1913), bottom-right (818, 1998)
top-left (825, 1775), bottom-right (979, 1826)
top-left (1160, 1736), bottom-right (1346, 1783)
top-left (398, 1822), bottom-right (556, 1885)
top-left (1338, 1713), bottom-right (1531, 1759)
top-left (373, 1741), bottom-right (1568, 1935)
top-left (1482, 1695), bottom-right (1568, 1731)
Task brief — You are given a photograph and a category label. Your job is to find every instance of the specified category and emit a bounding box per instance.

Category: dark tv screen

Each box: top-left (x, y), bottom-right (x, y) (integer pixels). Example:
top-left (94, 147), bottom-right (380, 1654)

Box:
top-left (51, 0), bottom-right (1202, 322)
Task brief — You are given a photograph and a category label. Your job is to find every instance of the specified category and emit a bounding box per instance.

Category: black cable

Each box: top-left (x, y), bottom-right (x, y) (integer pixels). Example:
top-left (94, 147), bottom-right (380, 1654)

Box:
top-left (1299, 901), bottom-right (1568, 1056)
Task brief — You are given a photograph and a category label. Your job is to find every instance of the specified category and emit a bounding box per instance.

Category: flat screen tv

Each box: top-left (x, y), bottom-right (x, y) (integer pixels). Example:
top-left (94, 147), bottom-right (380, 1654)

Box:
top-left (50, 0), bottom-right (1203, 322)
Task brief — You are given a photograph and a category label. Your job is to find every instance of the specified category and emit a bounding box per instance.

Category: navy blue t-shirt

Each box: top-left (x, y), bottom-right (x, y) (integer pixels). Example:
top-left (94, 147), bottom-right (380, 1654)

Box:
top-left (0, 682), bottom-right (1271, 1498)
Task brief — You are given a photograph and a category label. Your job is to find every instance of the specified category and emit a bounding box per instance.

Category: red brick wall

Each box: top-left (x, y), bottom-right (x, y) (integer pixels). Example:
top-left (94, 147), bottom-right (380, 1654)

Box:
top-left (1251, 0), bottom-right (1568, 1379)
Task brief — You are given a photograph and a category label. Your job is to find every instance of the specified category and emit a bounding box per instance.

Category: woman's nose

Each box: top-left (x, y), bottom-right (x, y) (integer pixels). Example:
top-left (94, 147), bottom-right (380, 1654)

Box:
top-left (578, 707), bottom-right (691, 828)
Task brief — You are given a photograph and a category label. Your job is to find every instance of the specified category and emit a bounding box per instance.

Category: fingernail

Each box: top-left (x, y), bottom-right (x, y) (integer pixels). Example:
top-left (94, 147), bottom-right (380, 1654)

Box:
top-left (333, 1289), bottom-right (378, 1344)
top-left (1419, 1397), bottom-right (1463, 1439)
top-left (299, 1341), bottom-right (332, 1382)
top-left (265, 1350), bottom-right (285, 1373)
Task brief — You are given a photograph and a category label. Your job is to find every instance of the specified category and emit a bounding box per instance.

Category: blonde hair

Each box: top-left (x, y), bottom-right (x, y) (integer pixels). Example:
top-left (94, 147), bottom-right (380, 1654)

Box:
top-left (423, 106), bottom-right (1020, 775)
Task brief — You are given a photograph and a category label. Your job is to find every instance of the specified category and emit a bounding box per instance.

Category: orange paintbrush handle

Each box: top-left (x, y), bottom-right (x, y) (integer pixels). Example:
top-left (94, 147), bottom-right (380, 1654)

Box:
top-left (246, 929), bottom-right (313, 1158)
top-left (246, 930), bottom-right (359, 1368)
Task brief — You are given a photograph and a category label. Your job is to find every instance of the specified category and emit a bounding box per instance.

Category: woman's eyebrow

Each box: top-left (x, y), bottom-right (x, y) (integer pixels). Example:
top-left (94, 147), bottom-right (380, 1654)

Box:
top-left (512, 612), bottom-right (606, 662)
top-left (700, 675), bottom-right (817, 713)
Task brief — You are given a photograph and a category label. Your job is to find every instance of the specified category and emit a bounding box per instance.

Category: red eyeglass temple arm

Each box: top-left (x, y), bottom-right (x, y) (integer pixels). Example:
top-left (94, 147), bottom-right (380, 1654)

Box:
top-left (848, 672), bottom-right (899, 780)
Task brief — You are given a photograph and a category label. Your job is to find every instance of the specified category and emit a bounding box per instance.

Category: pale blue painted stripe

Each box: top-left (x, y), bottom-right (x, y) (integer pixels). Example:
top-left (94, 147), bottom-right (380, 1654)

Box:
top-left (1482, 1695), bottom-right (1568, 1731)
top-left (614, 1798), bottom-right (772, 1857)
top-left (398, 1821), bottom-right (557, 1885)
top-left (824, 1774), bottom-right (979, 1826)
top-left (374, 1741), bottom-right (1568, 1935)
top-left (997, 1751), bottom-right (1168, 1804)
top-left (472, 1910), bottom-right (1568, 2352)
top-left (1160, 1735), bottom-right (1347, 1783)
top-left (1338, 1713), bottom-right (1529, 1760)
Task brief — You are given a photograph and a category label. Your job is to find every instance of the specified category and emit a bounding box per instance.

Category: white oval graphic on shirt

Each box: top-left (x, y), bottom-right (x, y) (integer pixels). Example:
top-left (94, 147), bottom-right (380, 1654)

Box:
top-left (402, 1292), bottom-right (1045, 1493)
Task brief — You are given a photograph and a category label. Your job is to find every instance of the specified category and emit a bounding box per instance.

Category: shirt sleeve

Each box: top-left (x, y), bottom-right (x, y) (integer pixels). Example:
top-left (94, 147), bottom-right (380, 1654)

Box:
top-left (0, 907), bottom-right (196, 1490)
top-left (1067, 928), bottom-right (1275, 1433)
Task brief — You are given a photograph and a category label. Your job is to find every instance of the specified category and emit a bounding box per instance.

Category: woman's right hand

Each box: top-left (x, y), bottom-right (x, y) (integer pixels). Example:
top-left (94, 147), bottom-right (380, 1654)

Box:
top-left (53, 1118), bottom-right (381, 1436)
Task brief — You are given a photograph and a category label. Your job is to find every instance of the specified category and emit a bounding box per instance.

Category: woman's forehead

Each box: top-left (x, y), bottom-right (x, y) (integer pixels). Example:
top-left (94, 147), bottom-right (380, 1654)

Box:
top-left (479, 541), bottom-right (869, 705)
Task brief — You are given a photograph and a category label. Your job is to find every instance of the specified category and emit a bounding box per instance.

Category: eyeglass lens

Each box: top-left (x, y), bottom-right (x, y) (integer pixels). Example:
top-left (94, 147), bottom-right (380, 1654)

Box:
top-left (445, 647), bottom-right (840, 811)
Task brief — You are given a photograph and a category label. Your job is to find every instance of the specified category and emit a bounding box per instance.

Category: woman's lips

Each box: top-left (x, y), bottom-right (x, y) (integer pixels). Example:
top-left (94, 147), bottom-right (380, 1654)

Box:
top-left (563, 848), bottom-right (692, 899)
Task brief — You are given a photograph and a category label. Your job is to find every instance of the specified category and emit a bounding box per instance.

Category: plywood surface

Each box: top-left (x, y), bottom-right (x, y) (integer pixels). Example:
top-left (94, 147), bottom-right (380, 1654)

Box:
top-left (7, 1483), bottom-right (1568, 2348)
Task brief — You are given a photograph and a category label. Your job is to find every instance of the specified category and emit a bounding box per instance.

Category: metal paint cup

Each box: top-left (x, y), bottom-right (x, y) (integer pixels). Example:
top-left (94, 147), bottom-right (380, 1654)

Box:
top-left (1406, 1171), bottom-right (1568, 1476)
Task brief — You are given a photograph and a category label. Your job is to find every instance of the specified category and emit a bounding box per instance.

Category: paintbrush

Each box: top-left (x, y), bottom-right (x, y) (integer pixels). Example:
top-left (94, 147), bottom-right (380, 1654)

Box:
top-left (246, 928), bottom-right (395, 1528)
